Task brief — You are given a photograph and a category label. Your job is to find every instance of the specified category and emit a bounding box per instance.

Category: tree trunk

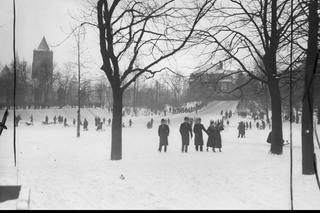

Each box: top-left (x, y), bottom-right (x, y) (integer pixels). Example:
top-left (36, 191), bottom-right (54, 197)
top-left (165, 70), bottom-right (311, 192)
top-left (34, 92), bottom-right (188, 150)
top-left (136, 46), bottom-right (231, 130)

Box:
top-left (268, 78), bottom-right (283, 154)
top-left (111, 86), bottom-right (123, 160)
top-left (301, 0), bottom-right (318, 175)
top-left (317, 105), bottom-right (320, 125)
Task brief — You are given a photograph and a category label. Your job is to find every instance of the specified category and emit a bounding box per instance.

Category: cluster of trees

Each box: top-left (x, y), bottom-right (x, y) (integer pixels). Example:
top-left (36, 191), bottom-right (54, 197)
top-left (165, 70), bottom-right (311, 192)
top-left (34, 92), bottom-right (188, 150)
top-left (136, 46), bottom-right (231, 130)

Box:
top-left (0, 59), bottom-right (102, 108)
top-left (73, 0), bottom-right (319, 164)
top-left (192, 0), bottom-right (319, 174)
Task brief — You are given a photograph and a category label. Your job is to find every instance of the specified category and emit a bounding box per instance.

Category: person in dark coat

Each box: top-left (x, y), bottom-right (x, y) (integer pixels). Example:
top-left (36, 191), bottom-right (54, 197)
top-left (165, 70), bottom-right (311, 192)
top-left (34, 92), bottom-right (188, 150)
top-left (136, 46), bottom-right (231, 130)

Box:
top-left (213, 122), bottom-right (224, 152)
top-left (193, 118), bottom-right (207, 151)
top-left (267, 131), bottom-right (286, 145)
top-left (129, 119), bottom-right (132, 127)
top-left (108, 118), bottom-right (111, 126)
top-left (53, 115), bottom-right (57, 124)
top-left (83, 118), bottom-right (88, 131)
top-left (73, 118), bottom-right (76, 126)
top-left (206, 120), bottom-right (215, 152)
top-left (179, 117), bottom-right (193, 153)
top-left (64, 118), bottom-right (69, 127)
top-left (158, 119), bottom-right (170, 152)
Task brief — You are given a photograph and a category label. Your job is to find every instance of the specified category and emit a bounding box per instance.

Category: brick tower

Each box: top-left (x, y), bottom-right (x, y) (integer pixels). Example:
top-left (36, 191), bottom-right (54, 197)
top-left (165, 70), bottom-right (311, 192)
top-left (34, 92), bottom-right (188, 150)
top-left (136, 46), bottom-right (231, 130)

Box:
top-left (32, 36), bottom-right (53, 106)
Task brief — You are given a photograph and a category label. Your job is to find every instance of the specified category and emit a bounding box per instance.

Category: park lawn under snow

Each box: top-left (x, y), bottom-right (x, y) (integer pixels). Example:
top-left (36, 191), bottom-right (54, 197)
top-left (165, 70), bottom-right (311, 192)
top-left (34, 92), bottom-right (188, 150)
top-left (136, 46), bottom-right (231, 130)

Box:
top-left (0, 101), bottom-right (320, 210)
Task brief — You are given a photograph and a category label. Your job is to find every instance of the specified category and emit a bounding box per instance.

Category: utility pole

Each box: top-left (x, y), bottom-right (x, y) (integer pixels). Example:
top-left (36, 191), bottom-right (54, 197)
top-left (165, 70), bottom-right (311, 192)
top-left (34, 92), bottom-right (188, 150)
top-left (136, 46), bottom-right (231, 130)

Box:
top-left (76, 31), bottom-right (81, 138)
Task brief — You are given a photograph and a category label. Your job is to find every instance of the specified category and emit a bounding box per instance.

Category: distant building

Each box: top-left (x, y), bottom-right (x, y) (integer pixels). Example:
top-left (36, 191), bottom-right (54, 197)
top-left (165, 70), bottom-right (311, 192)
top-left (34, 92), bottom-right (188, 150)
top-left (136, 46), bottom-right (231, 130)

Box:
top-left (32, 36), bottom-right (53, 106)
top-left (189, 62), bottom-right (238, 101)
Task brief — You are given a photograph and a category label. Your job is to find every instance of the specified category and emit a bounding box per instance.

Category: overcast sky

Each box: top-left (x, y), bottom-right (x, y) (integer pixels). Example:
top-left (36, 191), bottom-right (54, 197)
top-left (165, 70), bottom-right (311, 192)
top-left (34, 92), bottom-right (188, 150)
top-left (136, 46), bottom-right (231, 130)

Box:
top-left (0, 0), bottom-right (224, 81)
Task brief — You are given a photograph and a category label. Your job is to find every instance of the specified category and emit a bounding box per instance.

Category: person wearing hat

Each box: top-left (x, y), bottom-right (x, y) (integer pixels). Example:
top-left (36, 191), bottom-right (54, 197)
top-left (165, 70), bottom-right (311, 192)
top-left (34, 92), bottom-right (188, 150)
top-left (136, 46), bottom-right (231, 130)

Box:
top-left (193, 118), bottom-right (208, 151)
top-left (179, 117), bottom-right (193, 153)
top-left (158, 118), bottom-right (170, 152)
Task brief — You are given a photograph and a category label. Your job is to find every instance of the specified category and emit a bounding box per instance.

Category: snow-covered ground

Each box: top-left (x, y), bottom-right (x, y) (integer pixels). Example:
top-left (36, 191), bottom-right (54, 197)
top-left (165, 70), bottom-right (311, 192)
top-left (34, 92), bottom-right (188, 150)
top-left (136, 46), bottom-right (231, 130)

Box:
top-left (1, 101), bottom-right (320, 210)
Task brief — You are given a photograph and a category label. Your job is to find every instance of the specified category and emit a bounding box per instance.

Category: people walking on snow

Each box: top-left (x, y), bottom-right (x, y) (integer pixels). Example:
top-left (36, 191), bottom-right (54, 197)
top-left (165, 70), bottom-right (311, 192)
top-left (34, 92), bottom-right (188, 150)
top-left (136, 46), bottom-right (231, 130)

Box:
top-left (193, 118), bottom-right (207, 152)
top-left (64, 118), bottom-right (69, 127)
top-left (206, 120), bottom-right (215, 152)
top-left (179, 117), bottom-right (193, 153)
top-left (158, 118), bottom-right (170, 152)
top-left (83, 118), bottom-right (88, 131)
top-left (237, 121), bottom-right (246, 138)
top-left (213, 122), bottom-right (224, 152)
top-left (45, 115), bottom-right (49, 124)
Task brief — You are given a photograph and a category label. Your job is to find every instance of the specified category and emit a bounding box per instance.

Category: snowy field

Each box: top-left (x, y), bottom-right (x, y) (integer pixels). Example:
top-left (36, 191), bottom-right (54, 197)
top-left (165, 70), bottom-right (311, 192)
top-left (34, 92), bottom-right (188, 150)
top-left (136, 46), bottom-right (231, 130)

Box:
top-left (1, 101), bottom-right (320, 210)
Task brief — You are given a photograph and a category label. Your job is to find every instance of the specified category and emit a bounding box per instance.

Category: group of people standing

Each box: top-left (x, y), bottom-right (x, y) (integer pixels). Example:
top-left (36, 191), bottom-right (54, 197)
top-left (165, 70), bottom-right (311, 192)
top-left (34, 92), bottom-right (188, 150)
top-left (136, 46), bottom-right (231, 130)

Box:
top-left (158, 117), bottom-right (224, 153)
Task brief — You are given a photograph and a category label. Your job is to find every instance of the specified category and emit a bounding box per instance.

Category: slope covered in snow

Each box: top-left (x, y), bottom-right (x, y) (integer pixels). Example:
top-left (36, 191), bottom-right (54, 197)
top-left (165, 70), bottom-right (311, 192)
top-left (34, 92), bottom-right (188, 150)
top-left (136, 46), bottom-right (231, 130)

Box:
top-left (0, 101), bottom-right (320, 210)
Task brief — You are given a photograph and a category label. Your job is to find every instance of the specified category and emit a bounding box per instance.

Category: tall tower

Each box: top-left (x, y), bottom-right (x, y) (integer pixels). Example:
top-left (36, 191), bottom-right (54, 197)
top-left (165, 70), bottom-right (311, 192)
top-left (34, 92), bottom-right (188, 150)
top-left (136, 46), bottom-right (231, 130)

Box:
top-left (32, 36), bottom-right (53, 106)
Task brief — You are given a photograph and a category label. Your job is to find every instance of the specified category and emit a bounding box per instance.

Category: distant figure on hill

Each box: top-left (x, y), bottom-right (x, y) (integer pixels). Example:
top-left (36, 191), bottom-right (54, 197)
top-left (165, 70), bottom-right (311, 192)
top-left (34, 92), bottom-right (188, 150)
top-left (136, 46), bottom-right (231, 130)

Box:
top-left (96, 121), bottom-right (103, 131)
top-left (147, 118), bottom-right (153, 129)
top-left (256, 121), bottom-right (260, 129)
top-left (30, 115), bottom-right (33, 124)
top-left (64, 118), bottom-right (69, 127)
top-left (129, 119), bottom-right (132, 127)
top-left (193, 118), bottom-right (207, 152)
top-left (167, 118), bottom-right (170, 125)
top-left (179, 117), bottom-right (193, 153)
top-left (108, 118), bottom-right (111, 126)
top-left (103, 118), bottom-right (106, 124)
top-left (73, 119), bottom-right (76, 126)
top-left (44, 115), bottom-right (49, 124)
top-left (189, 117), bottom-right (194, 128)
top-left (53, 115), bottom-right (57, 124)
top-left (158, 118), bottom-right (169, 152)
top-left (83, 118), bottom-right (88, 131)
top-left (237, 121), bottom-right (245, 138)
top-left (214, 122), bottom-right (224, 152)
top-left (206, 120), bottom-right (215, 152)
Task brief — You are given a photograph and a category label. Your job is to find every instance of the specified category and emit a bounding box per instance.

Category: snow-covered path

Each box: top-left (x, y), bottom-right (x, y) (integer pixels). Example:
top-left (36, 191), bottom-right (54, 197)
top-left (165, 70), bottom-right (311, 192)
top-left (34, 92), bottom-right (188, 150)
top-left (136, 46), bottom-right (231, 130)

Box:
top-left (1, 101), bottom-right (320, 209)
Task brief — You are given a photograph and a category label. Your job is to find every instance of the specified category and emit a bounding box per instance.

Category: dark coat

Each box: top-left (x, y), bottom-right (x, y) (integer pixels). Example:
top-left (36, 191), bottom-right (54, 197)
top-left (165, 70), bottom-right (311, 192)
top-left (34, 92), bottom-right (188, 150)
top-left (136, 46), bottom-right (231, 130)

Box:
top-left (180, 122), bottom-right (192, 145)
top-left (206, 126), bottom-right (215, 147)
top-left (193, 123), bottom-right (207, 145)
top-left (158, 124), bottom-right (169, 146)
top-left (213, 126), bottom-right (222, 148)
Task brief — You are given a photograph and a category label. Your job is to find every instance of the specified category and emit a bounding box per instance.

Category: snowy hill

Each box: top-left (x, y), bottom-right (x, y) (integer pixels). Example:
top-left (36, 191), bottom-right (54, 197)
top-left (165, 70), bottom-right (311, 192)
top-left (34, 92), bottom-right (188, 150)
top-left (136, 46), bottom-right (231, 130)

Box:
top-left (1, 100), bottom-right (320, 209)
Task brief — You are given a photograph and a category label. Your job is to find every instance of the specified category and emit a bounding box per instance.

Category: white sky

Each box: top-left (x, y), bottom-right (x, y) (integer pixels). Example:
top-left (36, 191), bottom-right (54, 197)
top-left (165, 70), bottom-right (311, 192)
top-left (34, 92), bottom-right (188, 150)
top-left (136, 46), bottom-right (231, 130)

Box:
top-left (0, 0), bottom-right (205, 81)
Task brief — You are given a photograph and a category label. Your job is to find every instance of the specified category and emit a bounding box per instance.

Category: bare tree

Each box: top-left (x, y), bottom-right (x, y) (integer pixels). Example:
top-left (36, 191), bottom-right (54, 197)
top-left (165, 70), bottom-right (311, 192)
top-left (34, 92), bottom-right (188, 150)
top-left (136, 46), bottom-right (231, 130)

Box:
top-left (76, 0), bottom-right (216, 160)
top-left (301, 0), bottom-right (319, 175)
top-left (196, 0), bottom-right (307, 154)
